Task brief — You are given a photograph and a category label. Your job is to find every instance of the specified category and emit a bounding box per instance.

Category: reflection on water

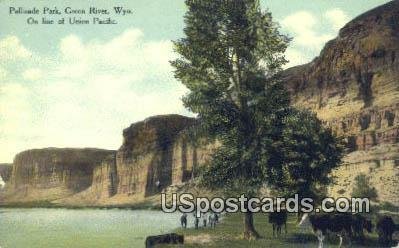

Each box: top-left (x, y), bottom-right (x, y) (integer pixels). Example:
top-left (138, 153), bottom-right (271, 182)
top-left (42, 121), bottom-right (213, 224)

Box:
top-left (0, 208), bottom-right (180, 248)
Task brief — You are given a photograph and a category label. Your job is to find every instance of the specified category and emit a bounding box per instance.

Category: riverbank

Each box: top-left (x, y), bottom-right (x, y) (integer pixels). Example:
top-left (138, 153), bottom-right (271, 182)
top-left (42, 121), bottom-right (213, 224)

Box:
top-left (161, 212), bottom-right (398, 247)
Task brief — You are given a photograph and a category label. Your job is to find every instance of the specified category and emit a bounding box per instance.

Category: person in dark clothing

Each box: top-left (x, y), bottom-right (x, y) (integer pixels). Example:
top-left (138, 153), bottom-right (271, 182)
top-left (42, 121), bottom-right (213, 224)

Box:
top-left (194, 215), bottom-right (199, 229)
top-left (202, 213), bottom-right (207, 227)
top-left (180, 213), bottom-right (187, 228)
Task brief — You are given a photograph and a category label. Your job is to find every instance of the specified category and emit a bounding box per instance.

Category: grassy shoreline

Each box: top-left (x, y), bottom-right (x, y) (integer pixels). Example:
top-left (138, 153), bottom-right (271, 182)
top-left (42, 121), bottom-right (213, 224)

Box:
top-left (161, 212), bottom-right (396, 248)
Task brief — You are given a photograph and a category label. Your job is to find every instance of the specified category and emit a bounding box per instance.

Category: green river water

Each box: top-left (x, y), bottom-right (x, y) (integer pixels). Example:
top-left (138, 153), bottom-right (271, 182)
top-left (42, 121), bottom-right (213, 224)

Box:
top-left (0, 208), bottom-right (182, 248)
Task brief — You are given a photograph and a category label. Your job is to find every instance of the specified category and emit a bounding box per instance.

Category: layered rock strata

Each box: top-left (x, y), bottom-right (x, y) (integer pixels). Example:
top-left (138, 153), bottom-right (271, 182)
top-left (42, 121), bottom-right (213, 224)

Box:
top-left (282, 0), bottom-right (399, 204)
top-left (1, 148), bottom-right (115, 202)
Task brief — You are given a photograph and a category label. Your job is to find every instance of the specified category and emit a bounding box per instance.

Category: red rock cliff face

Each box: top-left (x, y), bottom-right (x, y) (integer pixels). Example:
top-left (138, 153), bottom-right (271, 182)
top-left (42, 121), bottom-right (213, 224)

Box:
top-left (282, 1), bottom-right (399, 204)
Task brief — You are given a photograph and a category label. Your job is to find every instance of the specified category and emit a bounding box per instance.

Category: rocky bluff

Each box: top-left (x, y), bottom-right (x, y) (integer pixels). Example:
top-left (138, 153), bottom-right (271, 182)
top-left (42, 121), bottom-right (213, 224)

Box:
top-left (54, 115), bottom-right (214, 206)
top-left (1, 148), bottom-right (114, 203)
top-left (282, 0), bottom-right (399, 204)
top-left (116, 115), bottom-right (205, 197)
top-left (1, 1), bottom-right (398, 206)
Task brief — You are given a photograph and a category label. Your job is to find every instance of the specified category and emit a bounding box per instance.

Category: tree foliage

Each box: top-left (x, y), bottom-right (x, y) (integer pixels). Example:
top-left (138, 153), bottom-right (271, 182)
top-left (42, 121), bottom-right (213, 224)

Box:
top-left (266, 109), bottom-right (344, 201)
top-left (171, 0), bottom-right (290, 196)
top-left (172, 0), bottom-right (344, 239)
top-left (352, 174), bottom-right (378, 201)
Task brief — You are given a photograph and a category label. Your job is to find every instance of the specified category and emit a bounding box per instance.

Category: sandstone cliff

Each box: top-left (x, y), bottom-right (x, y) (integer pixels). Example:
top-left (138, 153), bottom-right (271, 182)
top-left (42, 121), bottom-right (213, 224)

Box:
top-left (116, 115), bottom-right (197, 197)
top-left (1, 148), bottom-right (115, 203)
top-left (282, 0), bottom-right (399, 204)
top-left (55, 115), bottom-right (215, 206)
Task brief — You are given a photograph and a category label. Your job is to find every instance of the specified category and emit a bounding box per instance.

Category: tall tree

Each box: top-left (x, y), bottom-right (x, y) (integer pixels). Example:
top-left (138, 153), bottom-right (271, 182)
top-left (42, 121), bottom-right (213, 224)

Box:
top-left (171, 0), bottom-right (290, 239)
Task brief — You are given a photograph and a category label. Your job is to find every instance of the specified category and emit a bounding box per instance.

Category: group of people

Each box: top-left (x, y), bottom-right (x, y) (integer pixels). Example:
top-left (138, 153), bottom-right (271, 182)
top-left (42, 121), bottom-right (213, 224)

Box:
top-left (180, 212), bottom-right (220, 229)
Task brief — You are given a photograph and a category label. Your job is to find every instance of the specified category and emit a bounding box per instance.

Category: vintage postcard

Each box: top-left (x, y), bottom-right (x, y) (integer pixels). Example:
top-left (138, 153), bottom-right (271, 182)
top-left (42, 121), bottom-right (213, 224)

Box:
top-left (0, 0), bottom-right (398, 247)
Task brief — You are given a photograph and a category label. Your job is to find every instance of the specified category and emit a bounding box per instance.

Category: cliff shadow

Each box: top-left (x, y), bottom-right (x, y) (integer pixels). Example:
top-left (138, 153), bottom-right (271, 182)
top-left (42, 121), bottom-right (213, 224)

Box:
top-left (144, 133), bottom-right (175, 197)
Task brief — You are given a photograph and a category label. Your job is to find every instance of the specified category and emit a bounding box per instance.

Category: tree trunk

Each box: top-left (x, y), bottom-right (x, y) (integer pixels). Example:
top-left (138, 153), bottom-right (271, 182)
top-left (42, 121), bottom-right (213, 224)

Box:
top-left (243, 211), bottom-right (260, 240)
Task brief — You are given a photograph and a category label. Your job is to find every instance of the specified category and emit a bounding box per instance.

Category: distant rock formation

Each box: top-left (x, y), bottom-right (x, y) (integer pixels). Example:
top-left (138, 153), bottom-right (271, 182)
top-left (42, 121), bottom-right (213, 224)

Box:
top-left (1, 148), bottom-right (115, 203)
top-left (282, 0), bottom-right (399, 204)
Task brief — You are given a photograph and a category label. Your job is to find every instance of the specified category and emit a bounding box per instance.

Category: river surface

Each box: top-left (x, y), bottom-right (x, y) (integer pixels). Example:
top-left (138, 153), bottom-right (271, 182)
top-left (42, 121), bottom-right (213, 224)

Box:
top-left (0, 208), bottom-right (183, 248)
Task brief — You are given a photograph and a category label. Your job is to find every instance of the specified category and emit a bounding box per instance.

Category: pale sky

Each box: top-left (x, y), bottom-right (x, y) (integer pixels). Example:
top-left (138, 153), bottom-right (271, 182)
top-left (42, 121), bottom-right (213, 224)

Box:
top-left (0, 0), bottom-right (391, 162)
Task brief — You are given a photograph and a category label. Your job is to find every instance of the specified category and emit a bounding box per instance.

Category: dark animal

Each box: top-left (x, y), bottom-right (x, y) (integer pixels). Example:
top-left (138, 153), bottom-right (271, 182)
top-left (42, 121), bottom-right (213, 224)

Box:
top-left (300, 213), bottom-right (353, 248)
top-left (180, 213), bottom-right (187, 228)
top-left (351, 213), bottom-right (372, 242)
top-left (268, 209), bottom-right (288, 237)
top-left (145, 233), bottom-right (184, 248)
top-left (309, 213), bottom-right (353, 237)
top-left (377, 216), bottom-right (399, 246)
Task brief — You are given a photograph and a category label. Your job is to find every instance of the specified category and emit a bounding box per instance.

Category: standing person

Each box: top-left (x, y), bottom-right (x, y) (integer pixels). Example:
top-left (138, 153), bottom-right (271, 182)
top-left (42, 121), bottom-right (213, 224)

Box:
top-left (194, 213), bottom-right (199, 229)
top-left (214, 213), bottom-right (219, 223)
top-left (209, 213), bottom-right (217, 228)
top-left (180, 213), bottom-right (187, 228)
top-left (202, 213), bottom-right (207, 227)
top-left (208, 213), bottom-right (214, 228)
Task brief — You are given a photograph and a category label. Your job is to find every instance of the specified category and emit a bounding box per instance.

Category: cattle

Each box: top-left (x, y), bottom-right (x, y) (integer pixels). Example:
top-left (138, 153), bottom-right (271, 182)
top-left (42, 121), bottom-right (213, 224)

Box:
top-left (376, 216), bottom-right (399, 246)
top-left (268, 209), bottom-right (288, 237)
top-left (351, 213), bottom-right (373, 242)
top-left (145, 233), bottom-right (184, 248)
top-left (298, 213), bottom-right (353, 248)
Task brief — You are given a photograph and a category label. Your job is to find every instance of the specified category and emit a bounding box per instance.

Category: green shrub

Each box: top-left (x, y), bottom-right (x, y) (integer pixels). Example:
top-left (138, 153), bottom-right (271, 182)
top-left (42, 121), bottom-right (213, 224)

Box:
top-left (352, 174), bottom-right (378, 201)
